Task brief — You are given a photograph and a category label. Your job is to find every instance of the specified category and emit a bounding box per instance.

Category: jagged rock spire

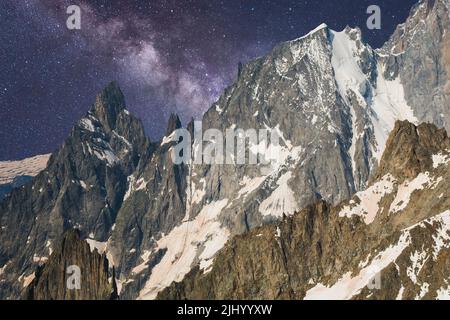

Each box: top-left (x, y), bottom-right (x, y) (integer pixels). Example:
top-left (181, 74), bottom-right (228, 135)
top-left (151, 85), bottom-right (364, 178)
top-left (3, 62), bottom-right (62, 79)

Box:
top-left (24, 229), bottom-right (117, 300)
top-left (93, 81), bottom-right (126, 132)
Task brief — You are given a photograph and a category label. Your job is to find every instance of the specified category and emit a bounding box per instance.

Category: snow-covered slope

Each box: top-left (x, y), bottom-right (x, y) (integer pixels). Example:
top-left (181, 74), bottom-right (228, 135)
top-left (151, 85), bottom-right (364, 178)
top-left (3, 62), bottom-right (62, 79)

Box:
top-left (130, 5), bottom-right (449, 298)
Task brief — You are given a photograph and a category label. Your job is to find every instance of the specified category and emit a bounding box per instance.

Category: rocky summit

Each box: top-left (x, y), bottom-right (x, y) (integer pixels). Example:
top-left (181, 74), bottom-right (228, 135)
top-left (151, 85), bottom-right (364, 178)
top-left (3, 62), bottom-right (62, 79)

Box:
top-left (0, 82), bottom-right (150, 298)
top-left (24, 229), bottom-right (117, 300)
top-left (0, 0), bottom-right (449, 300)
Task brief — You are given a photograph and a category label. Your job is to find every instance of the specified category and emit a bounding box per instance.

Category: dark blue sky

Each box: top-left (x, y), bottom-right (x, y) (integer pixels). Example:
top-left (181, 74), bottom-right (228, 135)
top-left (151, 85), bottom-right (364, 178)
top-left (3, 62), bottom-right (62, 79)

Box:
top-left (0, 0), bottom-right (418, 160)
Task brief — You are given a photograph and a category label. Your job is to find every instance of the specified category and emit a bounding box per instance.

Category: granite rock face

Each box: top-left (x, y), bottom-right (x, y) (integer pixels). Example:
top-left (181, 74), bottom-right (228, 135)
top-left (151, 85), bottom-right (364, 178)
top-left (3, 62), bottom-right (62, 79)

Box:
top-left (158, 121), bottom-right (450, 300)
top-left (0, 82), bottom-right (150, 299)
top-left (25, 229), bottom-right (117, 300)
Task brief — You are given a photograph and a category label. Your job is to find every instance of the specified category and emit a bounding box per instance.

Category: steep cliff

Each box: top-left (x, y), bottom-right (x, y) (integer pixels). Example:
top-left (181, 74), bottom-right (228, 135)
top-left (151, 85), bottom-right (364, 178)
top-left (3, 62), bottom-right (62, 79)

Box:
top-left (25, 229), bottom-right (117, 300)
top-left (158, 121), bottom-right (450, 300)
top-left (1, 0), bottom-right (449, 300)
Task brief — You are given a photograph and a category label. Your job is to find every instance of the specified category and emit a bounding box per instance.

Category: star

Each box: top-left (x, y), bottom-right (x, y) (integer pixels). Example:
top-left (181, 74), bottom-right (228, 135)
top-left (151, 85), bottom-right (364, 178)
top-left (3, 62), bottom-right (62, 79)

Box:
top-left (0, 0), bottom-right (420, 160)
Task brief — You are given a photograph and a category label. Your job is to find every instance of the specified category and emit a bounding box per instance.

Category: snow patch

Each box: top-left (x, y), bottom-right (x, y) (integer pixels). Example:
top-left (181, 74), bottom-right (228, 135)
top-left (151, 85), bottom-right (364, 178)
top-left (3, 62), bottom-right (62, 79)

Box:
top-left (238, 175), bottom-right (266, 199)
top-left (436, 285), bottom-right (450, 300)
top-left (86, 239), bottom-right (107, 254)
top-left (259, 171), bottom-right (299, 218)
top-left (406, 250), bottom-right (429, 284)
top-left (161, 131), bottom-right (177, 146)
top-left (297, 23), bottom-right (328, 41)
top-left (339, 174), bottom-right (396, 224)
top-left (138, 199), bottom-right (229, 300)
top-left (275, 226), bottom-right (281, 238)
top-left (79, 180), bottom-right (87, 190)
top-left (429, 210), bottom-right (450, 260)
top-left (191, 178), bottom-right (206, 205)
top-left (124, 175), bottom-right (148, 201)
top-left (113, 130), bottom-right (132, 149)
top-left (369, 64), bottom-right (419, 160)
top-left (415, 282), bottom-right (429, 300)
top-left (93, 149), bottom-right (119, 166)
top-left (33, 254), bottom-right (48, 264)
top-left (304, 229), bottom-right (411, 300)
top-left (132, 250), bottom-right (152, 274)
top-left (215, 105), bottom-right (223, 114)
top-left (46, 241), bottom-right (53, 255)
top-left (396, 286), bottom-right (405, 300)
top-left (18, 272), bottom-right (36, 288)
top-left (0, 262), bottom-right (9, 276)
top-left (432, 152), bottom-right (450, 169)
top-left (79, 118), bottom-right (96, 132)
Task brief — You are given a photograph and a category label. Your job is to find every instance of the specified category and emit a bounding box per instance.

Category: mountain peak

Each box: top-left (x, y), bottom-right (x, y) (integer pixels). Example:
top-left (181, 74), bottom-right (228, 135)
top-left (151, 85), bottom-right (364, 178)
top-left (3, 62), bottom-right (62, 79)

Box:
top-left (342, 25), bottom-right (362, 36)
top-left (374, 120), bottom-right (450, 180)
top-left (312, 22), bottom-right (328, 31)
top-left (165, 113), bottom-right (182, 136)
top-left (24, 228), bottom-right (117, 300)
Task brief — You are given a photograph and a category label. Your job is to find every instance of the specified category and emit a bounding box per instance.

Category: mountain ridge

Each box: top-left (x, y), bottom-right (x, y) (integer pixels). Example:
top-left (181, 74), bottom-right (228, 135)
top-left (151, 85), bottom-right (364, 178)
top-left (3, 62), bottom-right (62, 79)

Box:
top-left (0, 0), bottom-right (449, 300)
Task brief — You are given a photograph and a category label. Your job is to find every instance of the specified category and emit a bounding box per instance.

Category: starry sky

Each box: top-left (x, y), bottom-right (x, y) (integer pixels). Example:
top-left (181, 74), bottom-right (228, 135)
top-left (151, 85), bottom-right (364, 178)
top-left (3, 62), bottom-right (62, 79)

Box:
top-left (0, 0), bottom-right (418, 160)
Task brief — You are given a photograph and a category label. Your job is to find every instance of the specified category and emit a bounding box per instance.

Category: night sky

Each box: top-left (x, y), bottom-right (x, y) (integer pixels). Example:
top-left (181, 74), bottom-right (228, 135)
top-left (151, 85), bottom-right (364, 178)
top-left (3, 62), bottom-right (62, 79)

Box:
top-left (0, 0), bottom-right (418, 160)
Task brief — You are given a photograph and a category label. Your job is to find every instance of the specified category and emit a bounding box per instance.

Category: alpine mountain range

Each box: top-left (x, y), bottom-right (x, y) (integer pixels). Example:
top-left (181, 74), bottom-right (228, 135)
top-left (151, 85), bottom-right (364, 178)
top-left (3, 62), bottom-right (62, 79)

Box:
top-left (0, 0), bottom-right (449, 300)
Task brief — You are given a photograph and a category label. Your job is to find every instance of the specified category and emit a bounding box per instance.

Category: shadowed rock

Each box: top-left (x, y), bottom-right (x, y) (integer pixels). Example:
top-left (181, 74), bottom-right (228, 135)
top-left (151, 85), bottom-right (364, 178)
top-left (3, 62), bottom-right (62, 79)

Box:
top-left (25, 229), bottom-right (118, 300)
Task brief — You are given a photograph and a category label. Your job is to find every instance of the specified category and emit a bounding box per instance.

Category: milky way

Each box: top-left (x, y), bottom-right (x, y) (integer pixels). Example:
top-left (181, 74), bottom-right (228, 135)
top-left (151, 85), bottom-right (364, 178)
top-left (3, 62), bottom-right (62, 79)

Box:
top-left (0, 0), bottom-right (418, 160)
